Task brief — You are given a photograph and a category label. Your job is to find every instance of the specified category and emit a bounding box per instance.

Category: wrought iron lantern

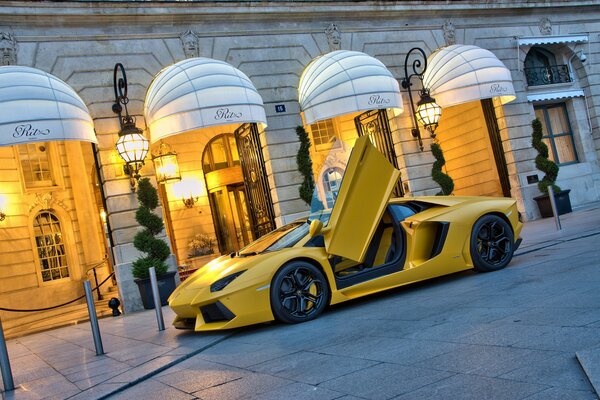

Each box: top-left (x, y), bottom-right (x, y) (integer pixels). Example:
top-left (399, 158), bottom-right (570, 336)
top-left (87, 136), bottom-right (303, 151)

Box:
top-left (113, 63), bottom-right (149, 191)
top-left (152, 141), bottom-right (181, 184)
top-left (401, 47), bottom-right (442, 150)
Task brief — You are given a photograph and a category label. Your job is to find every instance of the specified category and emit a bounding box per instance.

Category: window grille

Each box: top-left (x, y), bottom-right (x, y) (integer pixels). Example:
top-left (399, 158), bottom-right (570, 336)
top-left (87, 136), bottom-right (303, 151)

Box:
top-left (33, 211), bottom-right (69, 282)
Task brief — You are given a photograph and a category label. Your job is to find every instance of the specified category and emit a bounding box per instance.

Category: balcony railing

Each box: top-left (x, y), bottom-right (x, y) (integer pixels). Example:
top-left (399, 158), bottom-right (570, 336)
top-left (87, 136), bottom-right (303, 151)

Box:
top-left (524, 64), bottom-right (572, 86)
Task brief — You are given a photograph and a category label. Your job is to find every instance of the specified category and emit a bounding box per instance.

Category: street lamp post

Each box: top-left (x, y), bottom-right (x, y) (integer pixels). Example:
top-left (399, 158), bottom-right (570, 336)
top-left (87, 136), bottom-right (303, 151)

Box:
top-left (112, 63), bottom-right (149, 191)
top-left (400, 47), bottom-right (442, 151)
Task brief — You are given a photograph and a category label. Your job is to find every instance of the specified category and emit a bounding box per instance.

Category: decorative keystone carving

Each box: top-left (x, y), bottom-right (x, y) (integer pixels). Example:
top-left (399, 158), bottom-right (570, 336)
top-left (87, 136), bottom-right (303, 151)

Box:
top-left (325, 23), bottom-right (341, 52)
top-left (539, 17), bottom-right (552, 36)
top-left (0, 31), bottom-right (17, 65)
top-left (180, 30), bottom-right (200, 58)
top-left (443, 20), bottom-right (456, 46)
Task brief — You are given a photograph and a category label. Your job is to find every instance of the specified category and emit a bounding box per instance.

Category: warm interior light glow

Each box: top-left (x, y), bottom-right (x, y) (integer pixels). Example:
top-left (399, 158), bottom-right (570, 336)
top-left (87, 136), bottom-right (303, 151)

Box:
top-left (173, 179), bottom-right (203, 208)
top-left (99, 209), bottom-right (107, 223)
top-left (0, 194), bottom-right (6, 221)
top-left (116, 131), bottom-right (149, 165)
top-left (416, 94), bottom-right (442, 135)
top-left (152, 143), bottom-right (181, 184)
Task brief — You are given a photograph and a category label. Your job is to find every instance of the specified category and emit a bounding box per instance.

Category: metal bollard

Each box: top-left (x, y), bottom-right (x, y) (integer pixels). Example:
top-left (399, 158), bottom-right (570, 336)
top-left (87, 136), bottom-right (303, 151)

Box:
top-left (0, 317), bottom-right (14, 391)
top-left (149, 267), bottom-right (165, 331)
top-left (84, 281), bottom-right (104, 355)
top-left (548, 187), bottom-right (562, 231)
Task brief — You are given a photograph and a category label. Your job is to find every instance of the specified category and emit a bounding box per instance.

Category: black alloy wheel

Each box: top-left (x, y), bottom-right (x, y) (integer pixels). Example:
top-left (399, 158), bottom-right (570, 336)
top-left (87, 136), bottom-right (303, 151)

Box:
top-left (270, 261), bottom-right (329, 324)
top-left (470, 214), bottom-right (514, 272)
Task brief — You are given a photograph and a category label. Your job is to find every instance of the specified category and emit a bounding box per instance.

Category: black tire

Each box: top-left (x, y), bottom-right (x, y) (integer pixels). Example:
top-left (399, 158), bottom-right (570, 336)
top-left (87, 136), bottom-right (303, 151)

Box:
top-left (470, 214), bottom-right (514, 272)
top-left (270, 261), bottom-right (329, 324)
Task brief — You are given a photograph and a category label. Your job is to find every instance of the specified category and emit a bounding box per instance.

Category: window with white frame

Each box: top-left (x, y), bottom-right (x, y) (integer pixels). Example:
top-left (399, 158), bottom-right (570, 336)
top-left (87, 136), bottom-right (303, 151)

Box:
top-left (33, 211), bottom-right (70, 282)
top-left (534, 103), bottom-right (578, 166)
top-left (18, 143), bottom-right (56, 188)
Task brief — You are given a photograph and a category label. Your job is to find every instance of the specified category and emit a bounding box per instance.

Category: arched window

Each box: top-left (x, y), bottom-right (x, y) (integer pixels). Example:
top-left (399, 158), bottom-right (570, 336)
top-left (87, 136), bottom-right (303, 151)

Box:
top-left (322, 167), bottom-right (343, 208)
top-left (33, 211), bottom-right (69, 282)
top-left (524, 47), bottom-right (570, 86)
top-left (202, 134), bottom-right (240, 173)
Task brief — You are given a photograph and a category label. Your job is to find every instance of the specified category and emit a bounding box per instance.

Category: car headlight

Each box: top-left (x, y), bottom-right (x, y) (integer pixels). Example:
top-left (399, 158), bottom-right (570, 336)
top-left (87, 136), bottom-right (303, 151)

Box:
top-left (210, 270), bottom-right (246, 292)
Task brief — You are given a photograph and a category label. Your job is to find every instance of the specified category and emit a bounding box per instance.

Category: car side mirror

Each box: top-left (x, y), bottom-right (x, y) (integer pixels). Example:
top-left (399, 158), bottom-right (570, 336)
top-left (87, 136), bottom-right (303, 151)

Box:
top-left (309, 219), bottom-right (323, 237)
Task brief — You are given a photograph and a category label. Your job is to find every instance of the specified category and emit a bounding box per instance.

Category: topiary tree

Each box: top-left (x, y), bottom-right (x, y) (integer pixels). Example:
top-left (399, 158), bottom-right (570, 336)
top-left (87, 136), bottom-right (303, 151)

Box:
top-left (531, 118), bottom-right (560, 194)
top-left (296, 125), bottom-right (315, 205)
top-left (431, 142), bottom-right (454, 196)
top-left (132, 178), bottom-right (170, 279)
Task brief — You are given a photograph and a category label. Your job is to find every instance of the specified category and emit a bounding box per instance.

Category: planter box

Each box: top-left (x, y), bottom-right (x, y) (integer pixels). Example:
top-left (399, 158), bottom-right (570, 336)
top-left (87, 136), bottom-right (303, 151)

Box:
top-left (134, 271), bottom-right (177, 309)
top-left (179, 254), bottom-right (219, 281)
top-left (533, 189), bottom-right (572, 218)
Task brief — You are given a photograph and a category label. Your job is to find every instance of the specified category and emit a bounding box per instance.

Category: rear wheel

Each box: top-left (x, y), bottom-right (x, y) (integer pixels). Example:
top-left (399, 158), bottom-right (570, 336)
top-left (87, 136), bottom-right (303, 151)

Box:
top-left (470, 215), bottom-right (514, 272)
top-left (270, 261), bottom-right (329, 324)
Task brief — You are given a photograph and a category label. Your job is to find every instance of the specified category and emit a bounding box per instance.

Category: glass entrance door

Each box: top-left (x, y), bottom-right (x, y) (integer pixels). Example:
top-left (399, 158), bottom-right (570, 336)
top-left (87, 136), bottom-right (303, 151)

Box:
top-left (210, 184), bottom-right (254, 254)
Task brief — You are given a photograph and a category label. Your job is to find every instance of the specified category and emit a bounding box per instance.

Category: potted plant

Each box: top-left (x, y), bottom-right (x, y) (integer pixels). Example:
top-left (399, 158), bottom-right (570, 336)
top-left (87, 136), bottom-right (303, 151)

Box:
top-left (431, 142), bottom-right (454, 196)
top-left (132, 178), bottom-right (176, 309)
top-left (531, 118), bottom-right (572, 217)
top-left (180, 233), bottom-right (218, 280)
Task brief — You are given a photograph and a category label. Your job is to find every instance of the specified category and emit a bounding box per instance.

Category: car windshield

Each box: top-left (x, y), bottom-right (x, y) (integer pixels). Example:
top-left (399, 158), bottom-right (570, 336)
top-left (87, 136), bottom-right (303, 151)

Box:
top-left (237, 221), bottom-right (309, 256)
top-left (308, 136), bottom-right (353, 225)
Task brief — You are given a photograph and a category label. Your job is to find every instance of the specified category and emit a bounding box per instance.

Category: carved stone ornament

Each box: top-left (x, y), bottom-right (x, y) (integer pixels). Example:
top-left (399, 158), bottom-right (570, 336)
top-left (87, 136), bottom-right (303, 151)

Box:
top-left (325, 23), bottom-right (342, 52)
top-left (443, 20), bottom-right (456, 46)
top-left (180, 30), bottom-right (200, 58)
top-left (0, 31), bottom-right (17, 66)
top-left (29, 192), bottom-right (68, 213)
top-left (539, 17), bottom-right (552, 36)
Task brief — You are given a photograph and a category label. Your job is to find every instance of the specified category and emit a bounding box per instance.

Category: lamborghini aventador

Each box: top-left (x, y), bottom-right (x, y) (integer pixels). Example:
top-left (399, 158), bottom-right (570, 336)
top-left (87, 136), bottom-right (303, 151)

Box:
top-left (169, 135), bottom-right (522, 331)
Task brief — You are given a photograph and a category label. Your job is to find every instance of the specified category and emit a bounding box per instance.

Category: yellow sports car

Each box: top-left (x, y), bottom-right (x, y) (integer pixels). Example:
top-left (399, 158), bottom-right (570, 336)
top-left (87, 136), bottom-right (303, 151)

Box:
top-left (169, 135), bottom-right (523, 331)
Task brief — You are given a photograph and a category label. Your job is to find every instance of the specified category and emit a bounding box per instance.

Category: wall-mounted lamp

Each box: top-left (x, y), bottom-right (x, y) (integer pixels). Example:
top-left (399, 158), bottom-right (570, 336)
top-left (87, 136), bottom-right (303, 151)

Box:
top-left (173, 180), bottom-right (202, 209)
top-left (113, 63), bottom-right (149, 191)
top-left (152, 141), bottom-right (181, 184)
top-left (401, 47), bottom-right (442, 150)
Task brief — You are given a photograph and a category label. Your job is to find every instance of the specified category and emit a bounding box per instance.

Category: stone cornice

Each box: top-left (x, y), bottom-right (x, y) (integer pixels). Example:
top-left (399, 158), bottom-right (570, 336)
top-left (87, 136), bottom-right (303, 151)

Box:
top-left (0, 0), bottom-right (598, 26)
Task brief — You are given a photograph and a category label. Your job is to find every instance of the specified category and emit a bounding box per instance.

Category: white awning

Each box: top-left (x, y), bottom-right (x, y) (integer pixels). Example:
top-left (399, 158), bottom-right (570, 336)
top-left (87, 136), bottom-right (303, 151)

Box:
top-left (423, 44), bottom-right (516, 108)
top-left (144, 58), bottom-right (267, 143)
top-left (517, 34), bottom-right (588, 47)
top-left (298, 50), bottom-right (403, 125)
top-left (527, 90), bottom-right (584, 102)
top-left (0, 66), bottom-right (96, 146)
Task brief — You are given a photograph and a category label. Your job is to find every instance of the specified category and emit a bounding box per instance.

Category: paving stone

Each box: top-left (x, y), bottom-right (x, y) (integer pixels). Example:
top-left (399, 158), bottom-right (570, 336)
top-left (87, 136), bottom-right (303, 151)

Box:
top-left (67, 383), bottom-right (125, 400)
top-left (246, 382), bottom-right (343, 400)
top-left (13, 373), bottom-right (80, 400)
top-left (413, 344), bottom-right (553, 377)
top-left (459, 322), bottom-right (555, 346)
top-left (393, 373), bottom-right (547, 400)
top-left (250, 351), bottom-right (378, 385)
top-left (492, 307), bottom-right (600, 328)
top-left (196, 341), bottom-right (298, 368)
top-left (576, 347), bottom-right (600, 396)
top-left (500, 353), bottom-right (594, 391)
top-left (110, 379), bottom-right (194, 400)
top-left (523, 387), bottom-right (598, 400)
top-left (319, 362), bottom-right (453, 399)
top-left (155, 363), bottom-right (247, 393)
top-left (511, 326), bottom-right (600, 352)
top-left (193, 373), bottom-right (291, 400)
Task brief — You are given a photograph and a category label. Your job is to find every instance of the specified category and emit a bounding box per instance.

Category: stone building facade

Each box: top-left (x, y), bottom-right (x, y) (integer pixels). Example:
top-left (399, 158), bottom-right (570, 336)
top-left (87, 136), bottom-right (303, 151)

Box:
top-left (0, 0), bottom-right (599, 314)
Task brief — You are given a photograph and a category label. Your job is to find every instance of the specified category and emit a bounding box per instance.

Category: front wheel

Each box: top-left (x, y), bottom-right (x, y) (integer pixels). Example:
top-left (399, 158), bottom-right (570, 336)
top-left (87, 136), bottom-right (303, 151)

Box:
top-left (470, 215), bottom-right (514, 272)
top-left (270, 261), bottom-right (329, 324)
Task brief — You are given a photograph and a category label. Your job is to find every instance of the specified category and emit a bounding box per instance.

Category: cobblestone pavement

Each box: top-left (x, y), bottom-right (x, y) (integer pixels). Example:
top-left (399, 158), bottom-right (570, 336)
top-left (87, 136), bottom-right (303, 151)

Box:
top-left (1, 205), bottom-right (600, 399)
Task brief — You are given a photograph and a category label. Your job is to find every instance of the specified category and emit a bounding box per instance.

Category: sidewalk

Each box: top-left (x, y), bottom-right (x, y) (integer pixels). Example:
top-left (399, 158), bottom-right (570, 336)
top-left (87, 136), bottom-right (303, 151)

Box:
top-left (1, 309), bottom-right (231, 399)
top-left (1, 203), bottom-right (599, 400)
